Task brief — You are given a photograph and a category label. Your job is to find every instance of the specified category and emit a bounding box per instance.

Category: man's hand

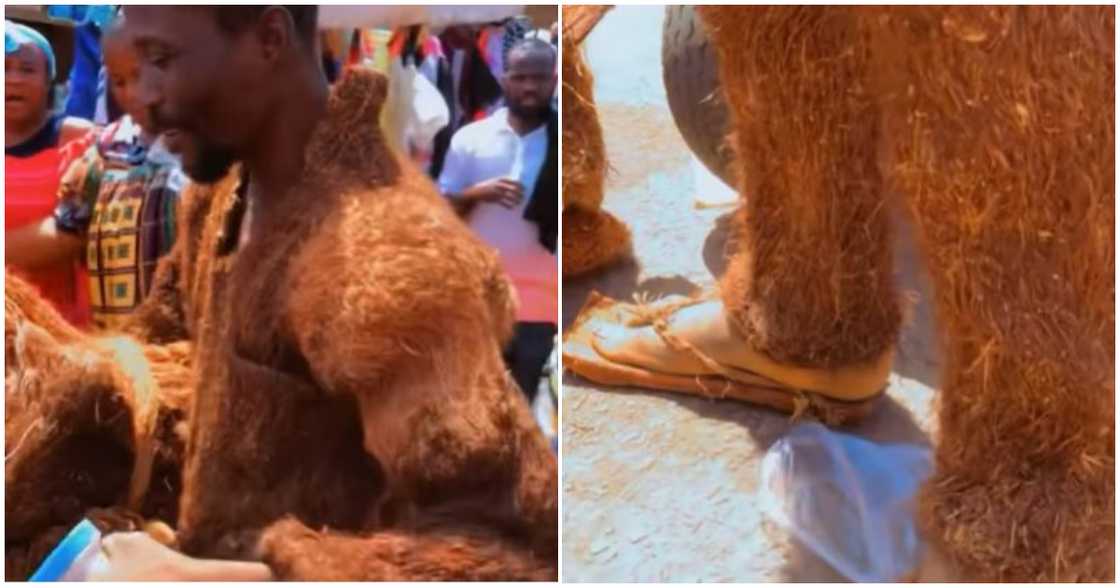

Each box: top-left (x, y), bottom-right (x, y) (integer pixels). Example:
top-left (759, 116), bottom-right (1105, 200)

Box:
top-left (461, 177), bottom-right (525, 209)
top-left (87, 532), bottom-right (273, 581)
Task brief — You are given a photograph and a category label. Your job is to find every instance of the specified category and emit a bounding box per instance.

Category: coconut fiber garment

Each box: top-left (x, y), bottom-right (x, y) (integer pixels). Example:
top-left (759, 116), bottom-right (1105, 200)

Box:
top-left (130, 68), bottom-right (556, 579)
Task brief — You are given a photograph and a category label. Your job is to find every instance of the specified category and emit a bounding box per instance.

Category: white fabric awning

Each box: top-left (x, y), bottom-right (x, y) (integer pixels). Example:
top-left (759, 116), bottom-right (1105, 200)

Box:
top-left (317, 5), bottom-right (523, 30)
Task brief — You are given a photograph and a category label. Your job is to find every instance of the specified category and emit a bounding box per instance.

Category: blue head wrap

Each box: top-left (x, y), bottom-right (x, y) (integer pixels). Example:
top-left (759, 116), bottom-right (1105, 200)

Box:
top-left (5, 20), bottom-right (57, 80)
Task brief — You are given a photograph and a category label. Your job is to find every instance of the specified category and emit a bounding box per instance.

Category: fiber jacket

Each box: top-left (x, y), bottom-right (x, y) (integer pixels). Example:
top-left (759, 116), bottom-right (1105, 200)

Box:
top-left (126, 69), bottom-right (558, 580)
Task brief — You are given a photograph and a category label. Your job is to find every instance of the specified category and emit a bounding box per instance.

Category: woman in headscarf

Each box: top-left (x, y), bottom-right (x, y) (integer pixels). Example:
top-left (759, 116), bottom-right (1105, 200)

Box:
top-left (5, 20), bottom-right (95, 326)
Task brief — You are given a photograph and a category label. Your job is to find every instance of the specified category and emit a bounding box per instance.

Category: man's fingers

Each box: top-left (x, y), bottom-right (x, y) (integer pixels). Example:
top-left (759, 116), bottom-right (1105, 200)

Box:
top-left (100, 532), bottom-right (142, 559)
top-left (495, 185), bottom-right (522, 207)
top-left (498, 179), bottom-right (525, 195)
top-left (477, 180), bottom-right (524, 207)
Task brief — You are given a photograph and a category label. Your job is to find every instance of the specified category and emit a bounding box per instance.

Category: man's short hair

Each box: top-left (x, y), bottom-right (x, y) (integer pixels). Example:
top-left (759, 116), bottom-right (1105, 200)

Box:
top-left (506, 37), bottom-right (556, 68)
top-left (213, 6), bottom-right (317, 47)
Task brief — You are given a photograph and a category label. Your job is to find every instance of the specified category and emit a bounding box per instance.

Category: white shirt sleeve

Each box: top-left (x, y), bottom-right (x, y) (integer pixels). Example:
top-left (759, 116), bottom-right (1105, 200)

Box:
top-left (437, 129), bottom-right (471, 197)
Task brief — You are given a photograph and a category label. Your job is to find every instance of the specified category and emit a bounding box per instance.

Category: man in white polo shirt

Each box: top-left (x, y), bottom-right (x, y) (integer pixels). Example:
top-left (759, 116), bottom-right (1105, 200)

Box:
top-left (439, 38), bottom-right (557, 401)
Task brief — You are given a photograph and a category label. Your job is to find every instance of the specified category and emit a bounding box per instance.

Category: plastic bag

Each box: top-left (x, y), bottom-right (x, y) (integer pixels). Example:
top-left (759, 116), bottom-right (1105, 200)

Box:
top-left (407, 66), bottom-right (451, 161)
top-left (759, 422), bottom-right (932, 582)
top-left (382, 58), bottom-right (450, 168)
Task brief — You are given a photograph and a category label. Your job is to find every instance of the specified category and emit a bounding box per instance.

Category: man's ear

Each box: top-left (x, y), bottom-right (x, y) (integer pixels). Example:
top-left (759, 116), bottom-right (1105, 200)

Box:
top-left (255, 7), bottom-right (296, 64)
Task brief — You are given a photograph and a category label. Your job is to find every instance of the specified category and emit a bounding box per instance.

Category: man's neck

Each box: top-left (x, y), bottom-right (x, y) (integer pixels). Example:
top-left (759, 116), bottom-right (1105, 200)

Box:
top-left (5, 113), bottom-right (49, 148)
top-left (506, 109), bottom-right (546, 137)
top-left (243, 63), bottom-right (329, 210)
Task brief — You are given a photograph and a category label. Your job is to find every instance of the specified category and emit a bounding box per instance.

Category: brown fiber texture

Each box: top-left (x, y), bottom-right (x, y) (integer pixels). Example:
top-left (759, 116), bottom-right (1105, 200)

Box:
top-left (561, 7), bottom-right (631, 277)
top-left (563, 5), bottom-right (612, 46)
top-left (697, 6), bottom-right (903, 371)
top-left (5, 272), bottom-right (190, 579)
top-left (562, 206), bottom-right (631, 278)
top-left (862, 7), bottom-right (1115, 581)
top-left (561, 17), bottom-right (605, 213)
top-left (694, 6), bottom-right (1113, 581)
top-left (141, 68), bottom-right (555, 579)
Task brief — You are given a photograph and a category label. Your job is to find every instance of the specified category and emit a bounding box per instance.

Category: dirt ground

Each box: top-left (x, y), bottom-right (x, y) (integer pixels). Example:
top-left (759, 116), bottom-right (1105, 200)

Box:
top-left (561, 7), bottom-right (943, 582)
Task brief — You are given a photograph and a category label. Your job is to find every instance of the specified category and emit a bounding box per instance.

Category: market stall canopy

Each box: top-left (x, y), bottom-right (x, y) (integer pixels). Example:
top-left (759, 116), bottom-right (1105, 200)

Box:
top-left (318, 5), bottom-right (523, 30)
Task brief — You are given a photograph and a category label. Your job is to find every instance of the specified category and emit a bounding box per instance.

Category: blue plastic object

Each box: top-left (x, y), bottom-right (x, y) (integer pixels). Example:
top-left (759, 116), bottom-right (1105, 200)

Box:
top-left (29, 519), bottom-right (100, 582)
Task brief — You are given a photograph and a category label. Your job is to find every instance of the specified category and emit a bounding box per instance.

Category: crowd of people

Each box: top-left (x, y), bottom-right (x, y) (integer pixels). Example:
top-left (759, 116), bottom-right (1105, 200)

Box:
top-left (6, 5), bottom-right (559, 581)
top-left (5, 6), bottom-right (559, 408)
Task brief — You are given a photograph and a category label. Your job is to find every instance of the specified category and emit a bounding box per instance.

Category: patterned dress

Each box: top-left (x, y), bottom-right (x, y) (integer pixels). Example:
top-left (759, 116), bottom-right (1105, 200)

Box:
top-left (55, 115), bottom-right (185, 331)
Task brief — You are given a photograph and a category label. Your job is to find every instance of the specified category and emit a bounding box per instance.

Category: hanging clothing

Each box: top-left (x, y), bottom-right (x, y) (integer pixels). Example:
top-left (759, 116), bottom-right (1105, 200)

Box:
top-left (389, 26), bottom-right (457, 177)
top-left (478, 24), bottom-right (506, 87)
top-left (440, 27), bottom-right (503, 126)
top-left (477, 17), bottom-right (533, 85)
top-left (381, 53), bottom-right (449, 170)
top-left (427, 56), bottom-right (456, 179)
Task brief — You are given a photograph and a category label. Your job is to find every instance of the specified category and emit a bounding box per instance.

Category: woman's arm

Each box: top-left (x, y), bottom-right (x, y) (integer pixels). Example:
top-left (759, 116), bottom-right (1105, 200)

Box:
top-left (7, 122), bottom-right (101, 271)
top-left (58, 116), bottom-right (95, 147)
top-left (5, 216), bottom-right (83, 270)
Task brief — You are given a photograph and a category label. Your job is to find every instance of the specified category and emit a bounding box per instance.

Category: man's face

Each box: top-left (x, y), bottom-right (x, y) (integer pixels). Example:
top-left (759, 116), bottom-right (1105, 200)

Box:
top-left (124, 7), bottom-right (270, 183)
top-left (502, 49), bottom-right (555, 118)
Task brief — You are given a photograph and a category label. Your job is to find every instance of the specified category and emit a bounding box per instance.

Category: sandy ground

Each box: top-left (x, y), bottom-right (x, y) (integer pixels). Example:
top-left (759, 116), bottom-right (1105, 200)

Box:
top-left (561, 7), bottom-right (944, 582)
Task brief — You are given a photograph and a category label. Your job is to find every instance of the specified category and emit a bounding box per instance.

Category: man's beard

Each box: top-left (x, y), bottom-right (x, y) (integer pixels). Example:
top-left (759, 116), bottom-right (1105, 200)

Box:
top-left (507, 100), bottom-right (551, 120)
top-left (151, 108), bottom-right (237, 184)
top-left (184, 141), bottom-right (237, 184)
